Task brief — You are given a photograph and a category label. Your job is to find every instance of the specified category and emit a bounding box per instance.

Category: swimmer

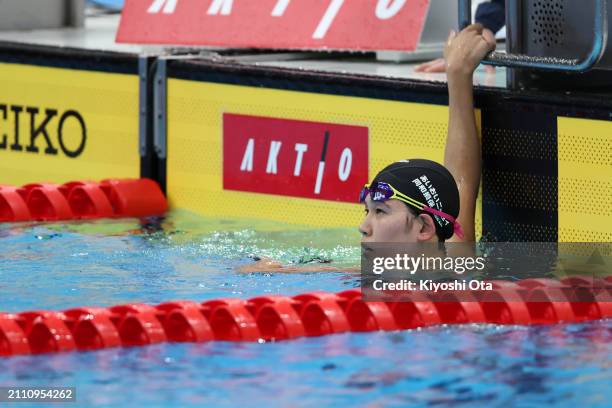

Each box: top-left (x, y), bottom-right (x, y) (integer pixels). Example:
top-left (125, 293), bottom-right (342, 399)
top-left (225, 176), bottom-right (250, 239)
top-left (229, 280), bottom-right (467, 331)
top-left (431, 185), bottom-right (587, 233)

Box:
top-left (240, 25), bottom-right (496, 272)
top-left (362, 25), bottom-right (496, 244)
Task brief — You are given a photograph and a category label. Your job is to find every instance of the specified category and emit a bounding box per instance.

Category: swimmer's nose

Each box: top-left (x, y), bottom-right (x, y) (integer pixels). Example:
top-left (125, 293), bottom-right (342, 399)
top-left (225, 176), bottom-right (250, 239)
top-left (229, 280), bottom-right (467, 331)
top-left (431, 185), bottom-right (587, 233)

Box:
top-left (359, 218), bottom-right (372, 240)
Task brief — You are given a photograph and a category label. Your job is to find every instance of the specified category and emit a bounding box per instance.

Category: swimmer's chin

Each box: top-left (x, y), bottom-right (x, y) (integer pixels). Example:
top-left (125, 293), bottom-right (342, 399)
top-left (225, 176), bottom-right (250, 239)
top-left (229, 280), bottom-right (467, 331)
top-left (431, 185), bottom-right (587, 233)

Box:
top-left (361, 244), bottom-right (375, 260)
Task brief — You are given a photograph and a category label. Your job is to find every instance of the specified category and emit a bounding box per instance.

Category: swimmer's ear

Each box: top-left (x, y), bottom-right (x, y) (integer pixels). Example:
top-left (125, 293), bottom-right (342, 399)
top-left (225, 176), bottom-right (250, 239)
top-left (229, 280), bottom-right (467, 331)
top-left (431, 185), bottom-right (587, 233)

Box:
top-left (416, 214), bottom-right (437, 242)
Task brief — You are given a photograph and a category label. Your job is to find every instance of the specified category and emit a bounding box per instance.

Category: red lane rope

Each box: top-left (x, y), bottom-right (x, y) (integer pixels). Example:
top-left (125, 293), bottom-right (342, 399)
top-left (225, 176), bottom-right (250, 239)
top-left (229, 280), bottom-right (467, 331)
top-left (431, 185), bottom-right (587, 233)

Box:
top-left (0, 179), bottom-right (167, 222)
top-left (1, 277), bottom-right (610, 357)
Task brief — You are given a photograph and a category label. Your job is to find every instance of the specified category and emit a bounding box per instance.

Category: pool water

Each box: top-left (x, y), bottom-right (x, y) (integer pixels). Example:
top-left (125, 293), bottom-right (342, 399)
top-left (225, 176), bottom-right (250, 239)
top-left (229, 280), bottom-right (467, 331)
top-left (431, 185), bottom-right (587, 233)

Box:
top-left (0, 211), bottom-right (610, 407)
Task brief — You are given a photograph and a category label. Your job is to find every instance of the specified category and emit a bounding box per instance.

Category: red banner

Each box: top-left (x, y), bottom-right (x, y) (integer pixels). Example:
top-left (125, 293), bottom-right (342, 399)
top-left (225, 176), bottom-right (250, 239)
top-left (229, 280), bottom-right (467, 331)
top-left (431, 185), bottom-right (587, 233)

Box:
top-left (117, 0), bottom-right (430, 51)
top-left (223, 114), bottom-right (368, 202)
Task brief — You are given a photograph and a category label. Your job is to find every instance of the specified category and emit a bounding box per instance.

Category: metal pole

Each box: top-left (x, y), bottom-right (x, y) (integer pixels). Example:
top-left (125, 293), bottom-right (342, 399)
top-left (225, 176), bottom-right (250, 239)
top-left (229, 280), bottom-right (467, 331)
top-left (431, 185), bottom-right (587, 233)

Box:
top-left (458, 0), bottom-right (472, 29)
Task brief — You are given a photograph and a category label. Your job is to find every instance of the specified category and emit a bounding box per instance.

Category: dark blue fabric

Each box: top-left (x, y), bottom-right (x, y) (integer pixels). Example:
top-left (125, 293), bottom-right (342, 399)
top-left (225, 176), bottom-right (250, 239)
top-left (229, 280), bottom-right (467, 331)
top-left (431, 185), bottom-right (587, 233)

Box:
top-left (475, 0), bottom-right (505, 34)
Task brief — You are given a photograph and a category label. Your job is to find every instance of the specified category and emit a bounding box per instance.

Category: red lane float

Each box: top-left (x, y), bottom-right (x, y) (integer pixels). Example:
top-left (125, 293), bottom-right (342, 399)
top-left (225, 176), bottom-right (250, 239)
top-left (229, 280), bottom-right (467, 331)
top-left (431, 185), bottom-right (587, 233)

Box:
top-left (61, 182), bottom-right (115, 219)
top-left (293, 292), bottom-right (351, 336)
top-left (17, 311), bottom-right (76, 354)
top-left (387, 298), bottom-right (441, 329)
top-left (429, 291), bottom-right (487, 324)
top-left (63, 307), bottom-right (121, 350)
top-left (202, 299), bottom-right (261, 341)
top-left (18, 184), bottom-right (73, 221)
top-left (247, 296), bottom-right (305, 340)
top-left (0, 185), bottom-right (31, 222)
top-left (517, 279), bottom-right (577, 324)
top-left (0, 314), bottom-right (30, 356)
top-left (337, 289), bottom-right (397, 332)
top-left (0, 179), bottom-right (166, 222)
top-left (156, 301), bottom-right (214, 342)
top-left (474, 281), bottom-right (531, 325)
top-left (109, 304), bottom-right (167, 346)
top-left (560, 277), bottom-right (612, 321)
top-left (100, 179), bottom-right (167, 217)
top-left (0, 277), bottom-right (610, 357)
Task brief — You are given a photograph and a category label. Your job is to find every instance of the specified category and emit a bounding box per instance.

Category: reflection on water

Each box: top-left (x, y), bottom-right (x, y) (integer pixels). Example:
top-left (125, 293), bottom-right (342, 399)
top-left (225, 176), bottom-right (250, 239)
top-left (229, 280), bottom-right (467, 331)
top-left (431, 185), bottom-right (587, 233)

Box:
top-left (0, 209), bottom-right (360, 312)
top-left (0, 210), bottom-right (610, 407)
top-left (0, 322), bottom-right (610, 407)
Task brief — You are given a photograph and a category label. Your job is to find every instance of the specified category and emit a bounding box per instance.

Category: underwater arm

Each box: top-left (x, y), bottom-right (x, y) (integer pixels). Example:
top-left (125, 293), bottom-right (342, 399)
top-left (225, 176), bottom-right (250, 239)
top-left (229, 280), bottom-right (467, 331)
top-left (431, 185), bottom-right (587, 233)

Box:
top-left (237, 258), bottom-right (360, 273)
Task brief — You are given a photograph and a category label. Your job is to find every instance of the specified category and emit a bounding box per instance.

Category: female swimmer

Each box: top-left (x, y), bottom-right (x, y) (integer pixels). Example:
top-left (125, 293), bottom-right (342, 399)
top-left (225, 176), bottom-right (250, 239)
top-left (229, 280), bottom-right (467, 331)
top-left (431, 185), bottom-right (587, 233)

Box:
top-left (240, 24), bottom-right (496, 272)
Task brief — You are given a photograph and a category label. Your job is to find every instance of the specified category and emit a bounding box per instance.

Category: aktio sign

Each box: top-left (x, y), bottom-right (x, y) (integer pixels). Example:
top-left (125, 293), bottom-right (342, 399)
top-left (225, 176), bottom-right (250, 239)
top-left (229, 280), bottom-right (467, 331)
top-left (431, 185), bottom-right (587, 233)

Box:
top-left (223, 114), bottom-right (368, 203)
top-left (118, 0), bottom-right (430, 51)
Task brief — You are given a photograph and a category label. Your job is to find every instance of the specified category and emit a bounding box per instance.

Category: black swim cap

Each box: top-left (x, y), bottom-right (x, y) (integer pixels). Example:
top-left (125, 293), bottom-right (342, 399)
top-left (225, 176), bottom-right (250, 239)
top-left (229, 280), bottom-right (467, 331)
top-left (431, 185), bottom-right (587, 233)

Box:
top-left (371, 159), bottom-right (460, 240)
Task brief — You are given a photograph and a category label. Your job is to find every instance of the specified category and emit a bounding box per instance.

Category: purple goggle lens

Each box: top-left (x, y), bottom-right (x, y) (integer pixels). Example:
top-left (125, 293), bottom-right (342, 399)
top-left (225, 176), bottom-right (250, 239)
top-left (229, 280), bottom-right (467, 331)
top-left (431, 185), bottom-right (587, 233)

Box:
top-left (359, 182), bottom-right (394, 203)
top-left (359, 181), bottom-right (465, 239)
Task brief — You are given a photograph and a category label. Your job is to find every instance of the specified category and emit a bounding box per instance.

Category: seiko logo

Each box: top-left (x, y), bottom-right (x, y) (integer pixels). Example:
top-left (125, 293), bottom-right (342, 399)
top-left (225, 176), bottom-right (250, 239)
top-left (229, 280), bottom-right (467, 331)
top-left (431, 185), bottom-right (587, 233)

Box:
top-left (0, 104), bottom-right (87, 158)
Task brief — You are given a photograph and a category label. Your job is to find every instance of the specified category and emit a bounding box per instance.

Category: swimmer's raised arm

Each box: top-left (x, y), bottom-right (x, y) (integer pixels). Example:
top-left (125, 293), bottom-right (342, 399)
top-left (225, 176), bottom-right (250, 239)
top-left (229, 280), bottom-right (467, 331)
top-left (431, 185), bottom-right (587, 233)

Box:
top-left (444, 24), bottom-right (496, 242)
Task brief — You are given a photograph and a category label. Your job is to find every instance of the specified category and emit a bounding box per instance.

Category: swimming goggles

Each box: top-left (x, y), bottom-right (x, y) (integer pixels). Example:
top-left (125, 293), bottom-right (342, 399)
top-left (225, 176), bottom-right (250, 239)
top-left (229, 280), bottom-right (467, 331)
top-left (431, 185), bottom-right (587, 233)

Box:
top-left (359, 181), bottom-right (464, 239)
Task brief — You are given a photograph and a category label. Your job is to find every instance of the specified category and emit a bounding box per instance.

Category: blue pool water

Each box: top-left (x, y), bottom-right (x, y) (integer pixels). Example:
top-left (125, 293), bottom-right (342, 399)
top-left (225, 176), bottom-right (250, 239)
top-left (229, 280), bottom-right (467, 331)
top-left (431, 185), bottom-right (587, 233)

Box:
top-left (0, 211), bottom-right (610, 407)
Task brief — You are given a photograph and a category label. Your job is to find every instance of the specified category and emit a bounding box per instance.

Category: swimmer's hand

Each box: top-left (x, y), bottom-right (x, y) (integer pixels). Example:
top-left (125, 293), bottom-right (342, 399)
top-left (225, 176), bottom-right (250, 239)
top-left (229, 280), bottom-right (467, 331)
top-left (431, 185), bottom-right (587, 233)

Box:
top-left (414, 57), bottom-right (447, 73)
top-left (238, 258), bottom-right (284, 272)
top-left (444, 24), bottom-right (497, 79)
top-left (237, 257), bottom-right (359, 273)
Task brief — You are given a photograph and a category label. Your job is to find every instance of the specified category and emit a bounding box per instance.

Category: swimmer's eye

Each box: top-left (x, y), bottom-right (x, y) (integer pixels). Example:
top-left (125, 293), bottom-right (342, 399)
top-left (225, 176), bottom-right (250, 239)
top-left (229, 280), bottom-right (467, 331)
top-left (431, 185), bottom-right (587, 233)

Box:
top-left (375, 208), bottom-right (385, 214)
top-left (364, 208), bottom-right (369, 215)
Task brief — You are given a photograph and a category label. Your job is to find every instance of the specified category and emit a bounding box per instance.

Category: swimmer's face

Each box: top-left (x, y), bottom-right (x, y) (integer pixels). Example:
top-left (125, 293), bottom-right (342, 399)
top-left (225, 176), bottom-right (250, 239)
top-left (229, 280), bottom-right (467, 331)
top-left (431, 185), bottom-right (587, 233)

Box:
top-left (359, 195), bottom-right (437, 243)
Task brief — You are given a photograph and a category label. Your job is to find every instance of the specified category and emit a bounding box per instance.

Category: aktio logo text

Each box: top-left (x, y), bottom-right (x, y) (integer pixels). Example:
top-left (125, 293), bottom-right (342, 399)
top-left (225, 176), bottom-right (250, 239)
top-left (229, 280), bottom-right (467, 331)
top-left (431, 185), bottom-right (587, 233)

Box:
top-left (223, 114), bottom-right (368, 202)
top-left (0, 104), bottom-right (87, 158)
top-left (118, 0), bottom-right (429, 52)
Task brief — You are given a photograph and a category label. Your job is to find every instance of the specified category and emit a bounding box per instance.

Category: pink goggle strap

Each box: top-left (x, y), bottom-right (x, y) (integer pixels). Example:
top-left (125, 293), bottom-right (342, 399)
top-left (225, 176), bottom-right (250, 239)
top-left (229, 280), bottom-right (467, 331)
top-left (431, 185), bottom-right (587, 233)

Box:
top-left (423, 206), bottom-right (464, 240)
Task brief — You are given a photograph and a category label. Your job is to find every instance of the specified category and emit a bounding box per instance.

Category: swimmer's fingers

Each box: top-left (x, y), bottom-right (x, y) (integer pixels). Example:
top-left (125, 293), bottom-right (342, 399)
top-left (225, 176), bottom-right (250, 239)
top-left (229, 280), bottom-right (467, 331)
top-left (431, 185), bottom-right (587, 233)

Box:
top-left (464, 23), bottom-right (485, 33)
top-left (473, 28), bottom-right (497, 60)
top-left (461, 27), bottom-right (496, 57)
top-left (414, 57), bottom-right (446, 73)
top-left (444, 25), bottom-right (496, 77)
top-left (236, 258), bottom-right (284, 273)
top-left (482, 28), bottom-right (497, 50)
